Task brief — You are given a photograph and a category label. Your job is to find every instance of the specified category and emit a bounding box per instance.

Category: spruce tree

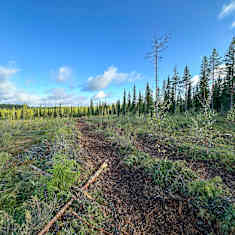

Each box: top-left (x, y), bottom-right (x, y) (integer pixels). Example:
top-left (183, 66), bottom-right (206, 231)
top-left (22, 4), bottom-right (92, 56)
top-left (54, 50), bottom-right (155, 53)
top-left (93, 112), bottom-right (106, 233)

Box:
top-left (138, 91), bottom-right (143, 117)
top-left (187, 78), bottom-right (192, 110)
top-left (209, 48), bottom-right (221, 110)
top-left (90, 99), bottom-right (94, 116)
top-left (161, 80), bottom-right (166, 102)
top-left (213, 73), bottom-right (223, 112)
top-left (224, 37), bottom-right (235, 110)
top-left (127, 91), bottom-right (131, 113)
top-left (182, 65), bottom-right (192, 111)
top-left (193, 84), bottom-right (201, 111)
top-left (117, 100), bottom-right (121, 116)
top-left (132, 84), bottom-right (137, 114)
top-left (171, 67), bottom-right (180, 113)
top-left (145, 82), bottom-right (154, 116)
top-left (111, 103), bottom-right (116, 115)
top-left (164, 76), bottom-right (171, 109)
top-left (122, 89), bottom-right (127, 116)
top-left (199, 56), bottom-right (210, 108)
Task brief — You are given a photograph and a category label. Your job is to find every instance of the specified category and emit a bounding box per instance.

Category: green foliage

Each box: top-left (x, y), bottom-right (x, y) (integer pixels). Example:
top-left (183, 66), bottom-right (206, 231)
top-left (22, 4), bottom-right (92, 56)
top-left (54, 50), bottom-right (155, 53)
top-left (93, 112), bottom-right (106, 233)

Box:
top-left (0, 152), bottom-right (10, 170)
top-left (0, 195), bottom-right (59, 234)
top-left (188, 177), bottom-right (234, 234)
top-left (226, 105), bottom-right (235, 122)
top-left (0, 154), bottom-right (42, 223)
top-left (0, 131), bottom-right (13, 147)
top-left (188, 176), bottom-right (228, 200)
top-left (151, 159), bottom-right (197, 194)
top-left (47, 154), bottom-right (80, 197)
top-left (124, 152), bottom-right (197, 195)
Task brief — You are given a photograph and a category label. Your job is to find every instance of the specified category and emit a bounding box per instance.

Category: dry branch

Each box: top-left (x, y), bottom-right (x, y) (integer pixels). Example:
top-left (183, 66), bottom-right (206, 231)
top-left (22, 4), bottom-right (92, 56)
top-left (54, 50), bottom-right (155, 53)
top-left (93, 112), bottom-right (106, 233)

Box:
top-left (38, 196), bottom-right (76, 235)
top-left (81, 160), bottom-right (108, 191)
top-left (29, 165), bottom-right (51, 177)
top-left (70, 209), bottom-right (112, 235)
top-left (38, 160), bottom-right (109, 235)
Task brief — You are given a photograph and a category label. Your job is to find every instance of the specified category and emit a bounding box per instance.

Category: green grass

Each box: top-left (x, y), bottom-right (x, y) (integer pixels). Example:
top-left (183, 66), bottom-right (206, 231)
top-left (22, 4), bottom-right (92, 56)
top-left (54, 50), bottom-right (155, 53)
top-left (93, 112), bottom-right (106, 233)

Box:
top-left (86, 113), bottom-right (235, 172)
top-left (0, 118), bottom-right (85, 233)
top-left (0, 113), bottom-right (234, 234)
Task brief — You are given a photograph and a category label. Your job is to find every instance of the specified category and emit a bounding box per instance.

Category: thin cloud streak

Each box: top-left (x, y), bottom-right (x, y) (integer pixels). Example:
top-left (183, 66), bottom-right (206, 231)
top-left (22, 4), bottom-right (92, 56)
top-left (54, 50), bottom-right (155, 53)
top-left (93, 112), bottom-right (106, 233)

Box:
top-left (218, 0), bottom-right (235, 19)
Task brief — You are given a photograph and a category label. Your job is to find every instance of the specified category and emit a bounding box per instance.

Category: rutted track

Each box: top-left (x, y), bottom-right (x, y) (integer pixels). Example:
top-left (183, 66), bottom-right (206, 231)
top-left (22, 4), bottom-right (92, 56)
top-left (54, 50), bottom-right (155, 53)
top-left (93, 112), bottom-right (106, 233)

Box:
top-left (77, 120), bottom-right (210, 235)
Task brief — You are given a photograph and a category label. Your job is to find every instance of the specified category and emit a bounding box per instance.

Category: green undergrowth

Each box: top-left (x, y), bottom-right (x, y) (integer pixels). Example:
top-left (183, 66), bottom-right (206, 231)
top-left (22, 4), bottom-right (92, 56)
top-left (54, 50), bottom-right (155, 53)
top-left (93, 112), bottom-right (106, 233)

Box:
top-left (46, 154), bottom-right (81, 198)
top-left (85, 113), bottom-right (235, 172)
top-left (123, 151), bottom-right (235, 234)
top-left (0, 118), bottom-right (85, 233)
top-left (85, 114), bottom-right (235, 234)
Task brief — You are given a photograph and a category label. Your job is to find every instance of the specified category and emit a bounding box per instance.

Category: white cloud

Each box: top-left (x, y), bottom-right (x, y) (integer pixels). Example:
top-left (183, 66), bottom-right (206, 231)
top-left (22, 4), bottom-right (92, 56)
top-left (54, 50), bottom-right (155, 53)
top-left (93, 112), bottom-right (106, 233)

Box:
top-left (191, 64), bottom-right (227, 88)
top-left (83, 66), bottom-right (142, 91)
top-left (231, 21), bottom-right (235, 27)
top-left (0, 66), bottom-right (18, 79)
top-left (0, 65), bottom-right (88, 106)
top-left (56, 66), bottom-right (72, 82)
top-left (218, 0), bottom-right (235, 19)
top-left (42, 88), bottom-right (88, 106)
top-left (191, 75), bottom-right (199, 86)
top-left (93, 91), bottom-right (108, 100)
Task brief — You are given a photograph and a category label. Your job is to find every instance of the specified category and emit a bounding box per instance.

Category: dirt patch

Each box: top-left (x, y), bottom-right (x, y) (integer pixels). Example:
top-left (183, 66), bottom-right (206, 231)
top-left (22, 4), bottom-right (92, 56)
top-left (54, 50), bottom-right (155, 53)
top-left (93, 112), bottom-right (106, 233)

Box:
top-left (77, 120), bottom-right (224, 234)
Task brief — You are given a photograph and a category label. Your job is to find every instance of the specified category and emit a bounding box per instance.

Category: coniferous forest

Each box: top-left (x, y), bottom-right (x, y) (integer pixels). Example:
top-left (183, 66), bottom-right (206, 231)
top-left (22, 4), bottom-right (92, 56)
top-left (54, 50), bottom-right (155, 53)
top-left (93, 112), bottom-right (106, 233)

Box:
top-left (0, 37), bottom-right (234, 120)
top-left (0, 37), bottom-right (234, 234)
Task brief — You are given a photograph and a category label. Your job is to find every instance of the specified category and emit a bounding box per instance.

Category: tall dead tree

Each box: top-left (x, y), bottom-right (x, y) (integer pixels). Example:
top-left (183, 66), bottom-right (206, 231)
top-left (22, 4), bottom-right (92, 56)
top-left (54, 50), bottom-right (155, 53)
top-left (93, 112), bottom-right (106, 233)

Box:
top-left (146, 34), bottom-right (170, 118)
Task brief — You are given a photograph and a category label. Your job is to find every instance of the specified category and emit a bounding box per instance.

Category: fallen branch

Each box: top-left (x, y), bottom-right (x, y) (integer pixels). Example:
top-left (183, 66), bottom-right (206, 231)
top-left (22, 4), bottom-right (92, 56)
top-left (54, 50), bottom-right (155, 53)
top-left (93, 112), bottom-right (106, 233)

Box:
top-left (38, 196), bottom-right (76, 235)
top-left (81, 160), bottom-right (108, 191)
top-left (38, 160), bottom-right (109, 235)
top-left (70, 209), bottom-right (112, 235)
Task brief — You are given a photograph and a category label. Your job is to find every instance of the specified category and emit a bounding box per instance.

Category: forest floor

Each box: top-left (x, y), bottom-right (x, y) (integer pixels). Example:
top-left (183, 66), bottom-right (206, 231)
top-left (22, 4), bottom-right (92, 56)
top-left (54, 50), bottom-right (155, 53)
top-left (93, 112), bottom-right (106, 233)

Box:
top-left (76, 117), bottom-right (234, 234)
top-left (77, 120), bottom-right (199, 234)
top-left (0, 115), bottom-right (234, 234)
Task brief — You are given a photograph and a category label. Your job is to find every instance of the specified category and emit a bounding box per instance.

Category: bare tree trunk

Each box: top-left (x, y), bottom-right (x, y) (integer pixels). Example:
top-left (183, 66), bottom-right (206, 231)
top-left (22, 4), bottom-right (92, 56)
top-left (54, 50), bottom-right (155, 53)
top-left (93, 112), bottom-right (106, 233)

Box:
top-left (155, 53), bottom-right (159, 118)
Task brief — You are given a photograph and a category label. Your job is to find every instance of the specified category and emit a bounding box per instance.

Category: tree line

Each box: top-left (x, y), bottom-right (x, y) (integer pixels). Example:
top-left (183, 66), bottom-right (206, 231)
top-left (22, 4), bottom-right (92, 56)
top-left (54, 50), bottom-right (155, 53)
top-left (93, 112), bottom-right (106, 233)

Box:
top-left (0, 37), bottom-right (234, 120)
top-left (90, 36), bottom-right (234, 117)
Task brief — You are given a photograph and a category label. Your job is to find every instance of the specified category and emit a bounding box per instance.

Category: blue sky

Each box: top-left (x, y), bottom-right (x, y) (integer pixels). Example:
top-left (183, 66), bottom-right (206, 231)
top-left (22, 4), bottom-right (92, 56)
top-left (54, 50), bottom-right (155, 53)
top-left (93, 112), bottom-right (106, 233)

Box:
top-left (0, 0), bottom-right (234, 106)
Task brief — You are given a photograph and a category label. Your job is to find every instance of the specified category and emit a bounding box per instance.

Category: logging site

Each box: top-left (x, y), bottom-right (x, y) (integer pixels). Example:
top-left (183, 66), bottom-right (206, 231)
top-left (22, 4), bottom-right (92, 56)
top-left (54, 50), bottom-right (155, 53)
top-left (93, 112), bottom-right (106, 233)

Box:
top-left (0, 1), bottom-right (235, 234)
